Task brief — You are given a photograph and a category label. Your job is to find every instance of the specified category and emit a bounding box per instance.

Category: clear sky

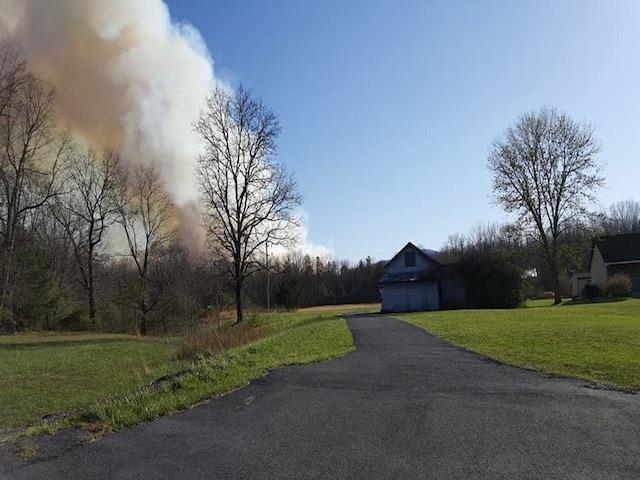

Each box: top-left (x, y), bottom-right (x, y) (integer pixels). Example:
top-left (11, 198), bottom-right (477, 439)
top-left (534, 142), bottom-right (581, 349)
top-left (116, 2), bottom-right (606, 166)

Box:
top-left (166, 0), bottom-right (639, 261)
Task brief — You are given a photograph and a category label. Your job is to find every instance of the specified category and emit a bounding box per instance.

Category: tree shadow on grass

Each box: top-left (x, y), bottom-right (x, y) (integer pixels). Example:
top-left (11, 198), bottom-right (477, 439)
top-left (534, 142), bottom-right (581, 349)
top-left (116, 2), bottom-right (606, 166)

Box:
top-left (0, 338), bottom-right (150, 351)
top-left (562, 297), bottom-right (629, 306)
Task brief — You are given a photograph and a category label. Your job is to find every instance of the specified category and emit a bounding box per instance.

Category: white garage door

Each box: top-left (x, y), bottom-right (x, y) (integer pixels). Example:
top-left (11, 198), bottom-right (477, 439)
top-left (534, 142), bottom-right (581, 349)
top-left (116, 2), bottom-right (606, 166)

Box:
top-left (382, 282), bottom-right (440, 312)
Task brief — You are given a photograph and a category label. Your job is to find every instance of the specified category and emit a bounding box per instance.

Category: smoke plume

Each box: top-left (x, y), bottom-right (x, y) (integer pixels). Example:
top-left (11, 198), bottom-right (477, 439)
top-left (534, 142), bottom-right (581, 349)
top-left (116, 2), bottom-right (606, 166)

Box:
top-left (0, 0), bottom-right (215, 205)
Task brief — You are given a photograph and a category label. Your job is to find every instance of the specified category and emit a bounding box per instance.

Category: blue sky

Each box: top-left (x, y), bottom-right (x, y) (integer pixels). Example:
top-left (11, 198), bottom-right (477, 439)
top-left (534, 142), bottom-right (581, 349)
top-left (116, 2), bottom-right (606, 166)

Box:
top-left (167, 0), bottom-right (639, 261)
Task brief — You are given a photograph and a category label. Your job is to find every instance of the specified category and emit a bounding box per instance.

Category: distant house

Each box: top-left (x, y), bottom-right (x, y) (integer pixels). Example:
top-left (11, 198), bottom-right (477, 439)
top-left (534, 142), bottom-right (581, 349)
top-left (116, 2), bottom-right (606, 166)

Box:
top-left (590, 233), bottom-right (640, 295)
top-left (570, 272), bottom-right (591, 298)
top-left (379, 242), bottom-right (466, 312)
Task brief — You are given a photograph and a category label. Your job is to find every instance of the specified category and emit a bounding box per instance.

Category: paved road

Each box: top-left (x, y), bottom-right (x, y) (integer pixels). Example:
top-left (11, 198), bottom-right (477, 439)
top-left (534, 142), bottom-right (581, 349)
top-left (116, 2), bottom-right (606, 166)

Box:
top-left (4, 315), bottom-right (640, 479)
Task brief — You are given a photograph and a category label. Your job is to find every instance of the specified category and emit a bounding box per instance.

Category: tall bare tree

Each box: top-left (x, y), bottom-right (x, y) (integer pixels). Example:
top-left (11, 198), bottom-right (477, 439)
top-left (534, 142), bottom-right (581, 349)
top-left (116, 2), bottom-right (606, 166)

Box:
top-left (117, 163), bottom-right (173, 335)
top-left (603, 199), bottom-right (640, 235)
top-left (0, 42), bottom-right (69, 327)
top-left (488, 107), bottom-right (603, 304)
top-left (195, 86), bottom-right (301, 322)
top-left (51, 146), bottom-right (122, 325)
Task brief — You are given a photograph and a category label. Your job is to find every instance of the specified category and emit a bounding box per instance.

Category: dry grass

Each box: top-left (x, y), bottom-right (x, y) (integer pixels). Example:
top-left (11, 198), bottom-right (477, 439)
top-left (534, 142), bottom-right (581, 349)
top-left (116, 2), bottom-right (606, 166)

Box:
top-left (175, 323), bottom-right (269, 361)
top-left (296, 303), bottom-right (380, 313)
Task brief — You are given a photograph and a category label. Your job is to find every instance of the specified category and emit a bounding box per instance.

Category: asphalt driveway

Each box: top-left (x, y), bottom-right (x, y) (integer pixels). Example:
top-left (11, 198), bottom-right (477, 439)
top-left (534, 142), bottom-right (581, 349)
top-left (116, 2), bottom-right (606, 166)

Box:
top-left (4, 315), bottom-right (640, 479)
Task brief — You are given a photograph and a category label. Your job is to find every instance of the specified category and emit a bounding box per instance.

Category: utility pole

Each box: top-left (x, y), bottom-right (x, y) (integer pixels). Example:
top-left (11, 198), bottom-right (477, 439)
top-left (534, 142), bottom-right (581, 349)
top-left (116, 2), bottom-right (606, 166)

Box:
top-left (266, 241), bottom-right (270, 311)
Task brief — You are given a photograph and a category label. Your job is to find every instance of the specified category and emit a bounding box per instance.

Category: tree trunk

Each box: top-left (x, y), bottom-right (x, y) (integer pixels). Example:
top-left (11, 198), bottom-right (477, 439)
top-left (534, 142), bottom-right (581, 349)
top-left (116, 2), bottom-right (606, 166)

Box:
top-left (550, 239), bottom-right (563, 305)
top-left (87, 252), bottom-right (96, 326)
top-left (540, 234), bottom-right (563, 306)
top-left (548, 255), bottom-right (563, 305)
top-left (139, 312), bottom-right (147, 336)
top-left (235, 282), bottom-right (243, 323)
top-left (552, 275), bottom-right (563, 305)
top-left (138, 284), bottom-right (148, 335)
top-left (0, 235), bottom-right (16, 331)
top-left (88, 287), bottom-right (96, 326)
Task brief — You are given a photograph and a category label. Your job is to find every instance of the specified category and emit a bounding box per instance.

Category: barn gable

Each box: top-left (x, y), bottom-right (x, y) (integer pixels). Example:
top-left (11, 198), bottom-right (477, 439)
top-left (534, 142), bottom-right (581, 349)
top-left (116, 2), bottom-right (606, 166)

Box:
top-left (380, 242), bottom-right (466, 313)
top-left (384, 242), bottom-right (439, 275)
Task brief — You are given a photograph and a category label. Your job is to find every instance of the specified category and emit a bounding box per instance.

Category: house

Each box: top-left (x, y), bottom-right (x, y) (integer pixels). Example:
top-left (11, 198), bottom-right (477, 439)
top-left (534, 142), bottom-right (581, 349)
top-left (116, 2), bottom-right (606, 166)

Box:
top-left (590, 233), bottom-right (640, 294)
top-left (570, 272), bottom-right (591, 298)
top-left (379, 242), bottom-right (466, 312)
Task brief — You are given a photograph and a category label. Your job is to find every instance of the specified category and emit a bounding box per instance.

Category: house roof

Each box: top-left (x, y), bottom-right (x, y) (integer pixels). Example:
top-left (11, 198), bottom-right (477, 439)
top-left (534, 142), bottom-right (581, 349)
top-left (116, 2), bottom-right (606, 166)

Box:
top-left (594, 233), bottom-right (640, 264)
top-left (383, 242), bottom-right (461, 269)
top-left (383, 242), bottom-right (431, 269)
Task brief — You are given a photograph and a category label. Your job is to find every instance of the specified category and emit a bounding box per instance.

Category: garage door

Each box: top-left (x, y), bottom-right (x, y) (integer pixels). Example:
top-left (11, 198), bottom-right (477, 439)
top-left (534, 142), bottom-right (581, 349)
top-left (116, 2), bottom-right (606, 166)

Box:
top-left (382, 282), bottom-right (440, 312)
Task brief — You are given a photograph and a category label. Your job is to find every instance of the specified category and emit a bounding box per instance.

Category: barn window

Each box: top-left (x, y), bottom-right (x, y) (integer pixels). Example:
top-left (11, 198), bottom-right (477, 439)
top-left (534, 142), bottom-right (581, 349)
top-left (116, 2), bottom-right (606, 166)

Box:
top-left (404, 250), bottom-right (416, 267)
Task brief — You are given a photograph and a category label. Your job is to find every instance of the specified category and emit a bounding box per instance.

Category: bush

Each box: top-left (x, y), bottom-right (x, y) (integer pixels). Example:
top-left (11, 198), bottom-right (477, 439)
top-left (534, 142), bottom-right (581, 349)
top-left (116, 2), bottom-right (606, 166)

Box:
top-left (274, 262), bottom-right (304, 311)
top-left (58, 309), bottom-right (92, 331)
top-left (607, 274), bottom-right (632, 298)
top-left (175, 322), bottom-right (269, 361)
top-left (581, 283), bottom-right (601, 299)
top-left (462, 255), bottom-right (525, 308)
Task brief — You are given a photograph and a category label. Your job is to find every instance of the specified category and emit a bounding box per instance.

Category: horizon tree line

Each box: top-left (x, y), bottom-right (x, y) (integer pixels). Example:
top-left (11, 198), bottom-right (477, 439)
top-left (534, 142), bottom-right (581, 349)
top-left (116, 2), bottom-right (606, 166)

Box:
top-left (0, 40), bottom-right (638, 333)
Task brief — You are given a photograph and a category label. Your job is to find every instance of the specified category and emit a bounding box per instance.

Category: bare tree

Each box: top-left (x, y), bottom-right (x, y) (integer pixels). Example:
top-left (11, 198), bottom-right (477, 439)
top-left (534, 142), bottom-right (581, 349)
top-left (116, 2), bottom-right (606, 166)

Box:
top-left (195, 86), bottom-right (301, 323)
top-left (603, 199), bottom-right (640, 234)
top-left (0, 42), bottom-right (69, 327)
top-left (0, 41), bottom-right (26, 123)
top-left (51, 146), bottom-right (122, 325)
top-left (488, 107), bottom-right (603, 304)
top-left (117, 163), bottom-right (174, 335)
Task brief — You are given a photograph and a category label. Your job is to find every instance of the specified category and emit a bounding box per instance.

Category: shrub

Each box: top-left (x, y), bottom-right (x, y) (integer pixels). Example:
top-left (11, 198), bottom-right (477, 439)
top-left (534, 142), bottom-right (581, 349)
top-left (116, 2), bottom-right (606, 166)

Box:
top-left (462, 255), bottom-right (525, 308)
top-left (58, 309), bottom-right (92, 331)
top-left (275, 269), bottom-right (304, 311)
top-left (581, 283), bottom-right (601, 299)
top-left (606, 274), bottom-right (632, 298)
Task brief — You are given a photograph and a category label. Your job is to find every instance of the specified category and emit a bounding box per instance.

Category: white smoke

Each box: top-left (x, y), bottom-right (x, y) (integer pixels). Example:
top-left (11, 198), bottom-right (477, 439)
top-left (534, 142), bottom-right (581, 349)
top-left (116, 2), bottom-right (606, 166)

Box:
top-left (0, 0), bottom-right (215, 204)
top-left (270, 209), bottom-right (333, 259)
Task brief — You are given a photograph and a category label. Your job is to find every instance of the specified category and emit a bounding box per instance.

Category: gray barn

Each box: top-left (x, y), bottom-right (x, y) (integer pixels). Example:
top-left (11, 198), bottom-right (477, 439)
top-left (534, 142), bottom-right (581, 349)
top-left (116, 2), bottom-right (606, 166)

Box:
top-left (380, 242), bottom-right (466, 313)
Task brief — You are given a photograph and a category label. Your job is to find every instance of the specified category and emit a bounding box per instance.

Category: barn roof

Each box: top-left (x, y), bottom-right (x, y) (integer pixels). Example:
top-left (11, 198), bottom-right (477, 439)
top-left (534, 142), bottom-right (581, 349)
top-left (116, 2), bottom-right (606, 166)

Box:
top-left (383, 242), bottom-right (461, 270)
top-left (383, 242), bottom-right (429, 269)
top-left (594, 233), bottom-right (640, 263)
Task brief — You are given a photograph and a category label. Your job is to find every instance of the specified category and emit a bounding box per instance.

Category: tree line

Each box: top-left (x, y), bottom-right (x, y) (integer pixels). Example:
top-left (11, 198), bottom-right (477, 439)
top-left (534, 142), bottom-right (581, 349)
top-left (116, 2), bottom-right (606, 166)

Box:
top-left (1, 40), bottom-right (637, 333)
top-left (0, 41), bottom-right (384, 333)
top-left (246, 252), bottom-right (385, 311)
top-left (442, 199), bottom-right (640, 308)
top-left (482, 107), bottom-right (638, 305)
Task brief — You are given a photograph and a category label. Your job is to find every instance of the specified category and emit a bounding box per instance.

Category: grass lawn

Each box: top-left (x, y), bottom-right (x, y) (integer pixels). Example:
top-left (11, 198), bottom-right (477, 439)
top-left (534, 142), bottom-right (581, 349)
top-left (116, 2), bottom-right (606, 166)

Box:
top-left (0, 303), bottom-right (377, 435)
top-left (396, 298), bottom-right (640, 390)
top-left (0, 334), bottom-right (178, 429)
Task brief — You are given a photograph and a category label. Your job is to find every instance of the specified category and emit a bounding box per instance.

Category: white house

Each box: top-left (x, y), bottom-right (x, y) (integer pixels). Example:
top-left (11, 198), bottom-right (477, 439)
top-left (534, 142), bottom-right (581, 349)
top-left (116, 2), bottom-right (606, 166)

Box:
top-left (570, 272), bottom-right (591, 298)
top-left (379, 242), bottom-right (466, 313)
top-left (590, 233), bottom-right (640, 294)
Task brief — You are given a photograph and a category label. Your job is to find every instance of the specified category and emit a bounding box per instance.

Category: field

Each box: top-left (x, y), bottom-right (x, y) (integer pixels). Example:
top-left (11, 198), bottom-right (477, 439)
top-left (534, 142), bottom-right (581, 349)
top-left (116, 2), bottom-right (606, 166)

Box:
top-left (396, 298), bottom-right (640, 390)
top-left (0, 333), bottom-right (179, 429)
top-left (0, 304), bottom-right (378, 433)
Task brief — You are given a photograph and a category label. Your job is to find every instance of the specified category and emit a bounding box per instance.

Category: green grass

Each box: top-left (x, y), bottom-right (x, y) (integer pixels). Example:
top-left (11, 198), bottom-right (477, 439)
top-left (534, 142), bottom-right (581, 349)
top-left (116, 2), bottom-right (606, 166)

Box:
top-left (94, 311), bottom-right (355, 429)
top-left (0, 333), bottom-right (179, 429)
top-left (396, 298), bottom-right (640, 390)
top-left (0, 304), bottom-right (376, 434)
